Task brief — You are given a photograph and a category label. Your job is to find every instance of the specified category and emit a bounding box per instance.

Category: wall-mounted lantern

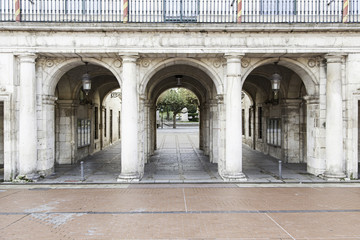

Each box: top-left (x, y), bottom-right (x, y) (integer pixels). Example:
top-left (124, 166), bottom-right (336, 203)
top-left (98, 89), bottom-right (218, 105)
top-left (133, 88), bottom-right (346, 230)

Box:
top-left (82, 62), bottom-right (91, 95)
top-left (269, 62), bottom-right (282, 101)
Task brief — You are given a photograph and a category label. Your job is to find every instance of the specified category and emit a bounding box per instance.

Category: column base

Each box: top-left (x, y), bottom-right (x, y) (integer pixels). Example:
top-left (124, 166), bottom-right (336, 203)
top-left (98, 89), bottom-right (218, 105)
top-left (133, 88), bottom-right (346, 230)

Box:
top-left (117, 172), bottom-right (141, 182)
top-left (14, 173), bottom-right (40, 183)
top-left (221, 172), bottom-right (247, 182)
top-left (323, 171), bottom-right (346, 181)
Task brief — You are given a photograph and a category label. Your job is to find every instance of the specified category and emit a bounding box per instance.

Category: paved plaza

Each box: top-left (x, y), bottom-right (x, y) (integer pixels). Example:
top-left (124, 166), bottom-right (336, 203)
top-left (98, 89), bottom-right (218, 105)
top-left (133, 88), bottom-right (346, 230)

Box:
top-left (1, 127), bottom-right (360, 239)
top-left (17, 126), bottom-right (329, 184)
top-left (1, 184), bottom-right (360, 239)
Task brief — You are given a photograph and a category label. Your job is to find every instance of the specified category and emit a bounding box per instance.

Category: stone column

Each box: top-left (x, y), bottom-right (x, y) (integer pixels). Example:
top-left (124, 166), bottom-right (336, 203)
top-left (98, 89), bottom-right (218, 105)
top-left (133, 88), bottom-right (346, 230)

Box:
top-left (118, 54), bottom-right (140, 181)
top-left (18, 53), bottom-right (38, 178)
top-left (223, 54), bottom-right (246, 181)
top-left (324, 54), bottom-right (346, 179)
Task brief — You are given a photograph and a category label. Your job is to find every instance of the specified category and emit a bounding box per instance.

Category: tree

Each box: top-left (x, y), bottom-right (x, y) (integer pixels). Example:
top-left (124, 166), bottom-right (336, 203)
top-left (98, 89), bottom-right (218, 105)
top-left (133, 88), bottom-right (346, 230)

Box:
top-left (157, 89), bottom-right (186, 128)
top-left (178, 88), bottom-right (199, 113)
top-left (157, 88), bottom-right (199, 128)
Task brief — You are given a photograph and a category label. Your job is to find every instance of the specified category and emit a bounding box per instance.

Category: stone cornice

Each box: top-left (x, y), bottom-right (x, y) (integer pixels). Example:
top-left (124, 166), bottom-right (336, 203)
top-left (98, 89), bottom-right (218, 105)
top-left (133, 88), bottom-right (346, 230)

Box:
top-left (2, 22), bottom-right (360, 33)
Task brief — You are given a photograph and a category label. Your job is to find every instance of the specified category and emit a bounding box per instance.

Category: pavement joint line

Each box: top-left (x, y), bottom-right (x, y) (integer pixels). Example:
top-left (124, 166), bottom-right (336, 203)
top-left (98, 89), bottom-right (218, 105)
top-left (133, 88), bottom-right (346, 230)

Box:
top-left (182, 188), bottom-right (188, 212)
top-left (1, 209), bottom-right (360, 216)
top-left (0, 213), bottom-right (31, 231)
top-left (175, 135), bottom-right (184, 178)
top-left (265, 213), bottom-right (296, 240)
top-left (186, 133), bottom-right (217, 179)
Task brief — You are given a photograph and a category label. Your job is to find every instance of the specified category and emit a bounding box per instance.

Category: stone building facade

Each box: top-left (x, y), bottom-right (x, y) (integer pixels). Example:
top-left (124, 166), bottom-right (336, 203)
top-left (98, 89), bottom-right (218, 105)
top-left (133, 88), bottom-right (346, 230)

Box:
top-left (0, 0), bottom-right (360, 181)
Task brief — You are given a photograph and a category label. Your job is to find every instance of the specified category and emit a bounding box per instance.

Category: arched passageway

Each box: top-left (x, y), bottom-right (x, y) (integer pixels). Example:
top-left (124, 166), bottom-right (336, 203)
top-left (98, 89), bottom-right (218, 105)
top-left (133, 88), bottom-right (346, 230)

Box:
top-left (242, 59), bottom-right (314, 176)
top-left (52, 61), bottom-right (122, 174)
top-left (142, 63), bottom-right (222, 180)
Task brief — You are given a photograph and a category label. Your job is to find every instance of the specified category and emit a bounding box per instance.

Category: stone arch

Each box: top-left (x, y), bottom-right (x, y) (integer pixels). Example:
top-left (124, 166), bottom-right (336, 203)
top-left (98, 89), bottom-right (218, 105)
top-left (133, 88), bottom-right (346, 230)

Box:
top-left (101, 86), bottom-right (122, 106)
top-left (242, 89), bottom-right (255, 106)
top-left (242, 58), bottom-right (318, 96)
top-left (43, 58), bottom-right (122, 96)
top-left (139, 58), bottom-right (224, 96)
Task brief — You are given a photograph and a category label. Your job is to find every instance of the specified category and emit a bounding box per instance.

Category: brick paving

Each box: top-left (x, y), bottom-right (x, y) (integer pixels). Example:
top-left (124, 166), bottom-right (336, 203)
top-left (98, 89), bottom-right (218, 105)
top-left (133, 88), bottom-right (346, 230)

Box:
top-left (0, 184), bottom-right (360, 239)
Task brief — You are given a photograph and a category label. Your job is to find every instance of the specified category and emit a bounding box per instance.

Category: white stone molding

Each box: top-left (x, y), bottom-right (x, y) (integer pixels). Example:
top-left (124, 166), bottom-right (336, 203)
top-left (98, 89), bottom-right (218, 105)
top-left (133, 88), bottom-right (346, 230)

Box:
top-left (139, 58), bottom-right (151, 68)
top-left (241, 58), bottom-right (250, 68)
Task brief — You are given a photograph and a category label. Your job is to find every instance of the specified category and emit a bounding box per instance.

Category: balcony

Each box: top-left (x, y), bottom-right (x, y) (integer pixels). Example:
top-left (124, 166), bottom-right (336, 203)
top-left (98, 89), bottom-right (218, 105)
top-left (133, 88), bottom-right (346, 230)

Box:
top-left (0, 0), bottom-right (359, 23)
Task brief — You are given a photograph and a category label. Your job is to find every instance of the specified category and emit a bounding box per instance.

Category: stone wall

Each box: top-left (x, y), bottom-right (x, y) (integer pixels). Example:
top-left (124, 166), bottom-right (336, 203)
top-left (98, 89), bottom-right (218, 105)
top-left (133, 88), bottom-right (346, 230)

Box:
top-left (0, 102), bottom-right (3, 165)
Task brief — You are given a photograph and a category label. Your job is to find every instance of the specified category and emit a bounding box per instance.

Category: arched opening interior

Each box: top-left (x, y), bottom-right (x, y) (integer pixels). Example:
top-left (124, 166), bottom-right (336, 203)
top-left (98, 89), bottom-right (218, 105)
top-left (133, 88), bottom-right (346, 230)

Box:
top-left (142, 64), bottom-right (221, 181)
top-left (54, 62), bottom-right (121, 173)
top-left (242, 62), bottom-right (308, 175)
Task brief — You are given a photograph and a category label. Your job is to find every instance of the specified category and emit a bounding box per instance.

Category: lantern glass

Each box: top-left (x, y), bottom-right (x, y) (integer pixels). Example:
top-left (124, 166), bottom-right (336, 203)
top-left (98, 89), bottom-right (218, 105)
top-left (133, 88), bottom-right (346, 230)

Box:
top-left (270, 73), bottom-right (281, 91)
top-left (82, 73), bottom-right (91, 95)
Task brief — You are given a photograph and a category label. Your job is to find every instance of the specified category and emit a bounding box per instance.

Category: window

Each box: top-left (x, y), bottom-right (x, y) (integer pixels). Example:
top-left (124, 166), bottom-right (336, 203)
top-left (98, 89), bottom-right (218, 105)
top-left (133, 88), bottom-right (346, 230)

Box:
top-left (258, 107), bottom-right (263, 139)
top-left (77, 119), bottom-right (91, 148)
top-left (260, 0), bottom-right (296, 15)
top-left (267, 118), bottom-right (281, 147)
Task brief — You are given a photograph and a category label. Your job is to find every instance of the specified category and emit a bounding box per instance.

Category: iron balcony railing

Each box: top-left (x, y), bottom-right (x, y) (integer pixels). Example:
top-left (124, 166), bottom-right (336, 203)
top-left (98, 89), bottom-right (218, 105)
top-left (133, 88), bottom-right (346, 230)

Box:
top-left (1, 0), bottom-right (359, 23)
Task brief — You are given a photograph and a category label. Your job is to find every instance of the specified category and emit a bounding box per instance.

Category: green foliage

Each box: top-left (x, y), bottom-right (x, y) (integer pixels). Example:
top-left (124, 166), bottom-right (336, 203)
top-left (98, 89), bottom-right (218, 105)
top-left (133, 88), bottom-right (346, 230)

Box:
top-left (158, 89), bottom-right (186, 115)
top-left (157, 88), bottom-right (198, 115)
top-left (178, 88), bottom-right (199, 113)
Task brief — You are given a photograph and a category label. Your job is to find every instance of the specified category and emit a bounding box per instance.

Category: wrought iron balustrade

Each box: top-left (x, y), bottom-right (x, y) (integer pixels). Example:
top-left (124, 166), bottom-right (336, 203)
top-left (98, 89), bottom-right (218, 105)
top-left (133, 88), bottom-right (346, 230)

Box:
top-left (0, 0), bottom-right (358, 23)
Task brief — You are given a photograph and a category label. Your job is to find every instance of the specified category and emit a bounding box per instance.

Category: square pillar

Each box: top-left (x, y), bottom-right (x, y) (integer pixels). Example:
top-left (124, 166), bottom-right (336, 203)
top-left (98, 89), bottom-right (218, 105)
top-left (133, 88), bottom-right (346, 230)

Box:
top-left (56, 100), bottom-right (78, 165)
top-left (304, 96), bottom-right (326, 176)
top-left (281, 99), bottom-right (303, 163)
top-left (37, 95), bottom-right (57, 176)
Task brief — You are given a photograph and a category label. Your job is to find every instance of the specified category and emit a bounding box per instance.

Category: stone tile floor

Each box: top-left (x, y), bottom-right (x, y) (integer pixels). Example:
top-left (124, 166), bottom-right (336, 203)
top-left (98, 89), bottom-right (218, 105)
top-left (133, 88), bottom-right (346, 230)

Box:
top-left (1, 126), bottom-right (357, 184)
top-left (1, 184), bottom-right (360, 239)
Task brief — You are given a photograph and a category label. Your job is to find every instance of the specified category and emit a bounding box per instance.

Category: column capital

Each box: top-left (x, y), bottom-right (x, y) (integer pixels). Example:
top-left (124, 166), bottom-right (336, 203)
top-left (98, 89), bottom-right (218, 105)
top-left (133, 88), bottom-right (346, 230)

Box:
top-left (215, 94), bottom-right (224, 104)
top-left (42, 95), bottom-right (58, 105)
top-left (281, 98), bottom-right (303, 106)
top-left (119, 53), bottom-right (139, 63)
top-left (57, 99), bottom-right (79, 108)
top-left (325, 54), bottom-right (346, 64)
top-left (303, 95), bottom-right (319, 105)
top-left (17, 53), bottom-right (37, 63)
top-left (224, 53), bottom-right (245, 60)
